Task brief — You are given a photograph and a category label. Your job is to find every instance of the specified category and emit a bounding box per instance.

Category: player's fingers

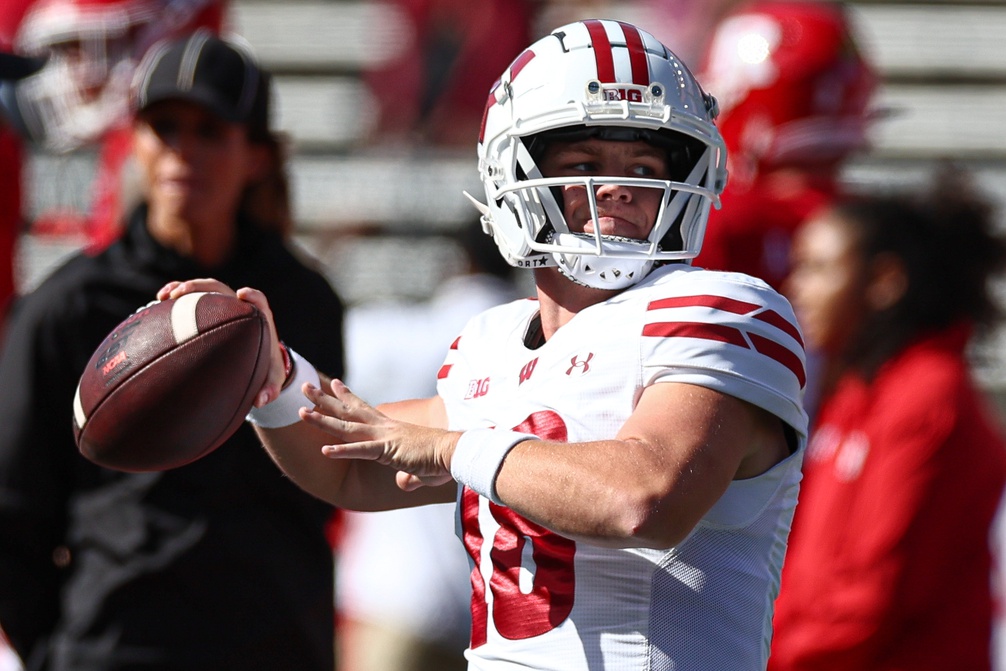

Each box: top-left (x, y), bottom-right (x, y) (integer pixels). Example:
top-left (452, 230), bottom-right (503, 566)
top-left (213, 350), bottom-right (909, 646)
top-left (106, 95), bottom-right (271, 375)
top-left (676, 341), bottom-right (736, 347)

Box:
top-left (235, 287), bottom-right (271, 314)
top-left (320, 441), bottom-right (382, 460)
top-left (300, 392), bottom-right (371, 442)
top-left (233, 287), bottom-right (288, 403)
top-left (396, 471), bottom-right (425, 490)
top-left (303, 383), bottom-right (348, 417)
top-left (235, 288), bottom-right (280, 350)
top-left (328, 379), bottom-right (360, 405)
top-left (301, 409), bottom-right (361, 442)
top-left (164, 278), bottom-right (236, 299)
top-left (396, 470), bottom-right (455, 491)
top-left (156, 281), bottom-right (182, 300)
top-left (327, 379), bottom-right (384, 422)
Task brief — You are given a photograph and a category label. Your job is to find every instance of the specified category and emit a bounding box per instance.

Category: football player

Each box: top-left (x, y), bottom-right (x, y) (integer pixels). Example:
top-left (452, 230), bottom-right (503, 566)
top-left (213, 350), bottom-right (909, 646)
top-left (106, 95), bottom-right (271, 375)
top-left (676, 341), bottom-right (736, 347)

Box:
top-left (7, 0), bottom-right (228, 248)
top-left (693, 0), bottom-right (878, 291)
top-left (162, 19), bottom-right (808, 670)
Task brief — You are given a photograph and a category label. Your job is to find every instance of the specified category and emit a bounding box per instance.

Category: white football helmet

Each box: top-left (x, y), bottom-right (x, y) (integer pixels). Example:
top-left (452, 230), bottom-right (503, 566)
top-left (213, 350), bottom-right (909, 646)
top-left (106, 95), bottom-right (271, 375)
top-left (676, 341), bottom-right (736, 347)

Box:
top-left (470, 19), bottom-right (728, 290)
top-left (13, 0), bottom-right (226, 152)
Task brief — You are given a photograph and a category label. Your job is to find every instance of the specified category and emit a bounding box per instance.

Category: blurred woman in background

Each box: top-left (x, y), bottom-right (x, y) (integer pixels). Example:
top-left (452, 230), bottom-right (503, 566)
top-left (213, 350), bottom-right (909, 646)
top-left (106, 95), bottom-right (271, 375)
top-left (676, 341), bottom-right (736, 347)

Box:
top-left (770, 170), bottom-right (1006, 669)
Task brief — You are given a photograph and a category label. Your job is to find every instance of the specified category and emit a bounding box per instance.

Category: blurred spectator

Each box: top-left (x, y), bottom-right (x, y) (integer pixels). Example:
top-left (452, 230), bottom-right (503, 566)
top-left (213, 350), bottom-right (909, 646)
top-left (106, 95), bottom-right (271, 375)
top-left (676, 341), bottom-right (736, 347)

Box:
top-left (771, 170), bottom-right (1006, 669)
top-left (693, 0), bottom-right (878, 291)
top-left (360, 0), bottom-right (536, 147)
top-left (336, 221), bottom-right (521, 671)
top-left (0, 41), bottom-right (44, 671)
top-left (5, 0), bottom-right (228, 249)
top-left (0, 48), bottom-right (43, 332)
top-left (638, 0), bottom-right (745, 66)
top-left (0, 32), bottom-right (344, 670)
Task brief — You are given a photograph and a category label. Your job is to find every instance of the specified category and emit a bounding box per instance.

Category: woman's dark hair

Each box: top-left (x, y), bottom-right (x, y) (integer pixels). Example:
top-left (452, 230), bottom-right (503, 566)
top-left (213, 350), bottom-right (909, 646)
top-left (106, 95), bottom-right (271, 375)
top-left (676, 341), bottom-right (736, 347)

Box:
top-left (239, 129), bottom-right (293, 238)
top-left (836, 165), bottom-right (1006, 378)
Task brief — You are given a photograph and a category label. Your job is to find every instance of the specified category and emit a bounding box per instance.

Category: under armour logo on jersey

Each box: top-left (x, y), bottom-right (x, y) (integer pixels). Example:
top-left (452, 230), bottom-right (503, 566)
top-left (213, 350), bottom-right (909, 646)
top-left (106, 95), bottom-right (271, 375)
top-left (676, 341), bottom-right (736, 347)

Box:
top-left (566, 353), bottom-right (593, 376)
top-left (519, 358), bottom-right (539, 385)
top-left (466, 377), bottom-right (491, 399)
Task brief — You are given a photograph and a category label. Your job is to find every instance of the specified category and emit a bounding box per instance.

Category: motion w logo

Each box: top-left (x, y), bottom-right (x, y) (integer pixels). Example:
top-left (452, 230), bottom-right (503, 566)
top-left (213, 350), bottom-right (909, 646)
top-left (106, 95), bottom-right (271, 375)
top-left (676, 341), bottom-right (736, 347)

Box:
top-left (519, 358), bottom-right (539, 385)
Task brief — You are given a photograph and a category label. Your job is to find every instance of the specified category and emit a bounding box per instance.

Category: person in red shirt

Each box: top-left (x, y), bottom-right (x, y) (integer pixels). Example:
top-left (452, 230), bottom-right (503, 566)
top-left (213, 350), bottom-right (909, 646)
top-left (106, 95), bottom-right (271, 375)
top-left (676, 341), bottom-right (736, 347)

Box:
top-left (693, 0), bottom-right (878, 291)
top-left (772, 170), bottom-right (1006, 669)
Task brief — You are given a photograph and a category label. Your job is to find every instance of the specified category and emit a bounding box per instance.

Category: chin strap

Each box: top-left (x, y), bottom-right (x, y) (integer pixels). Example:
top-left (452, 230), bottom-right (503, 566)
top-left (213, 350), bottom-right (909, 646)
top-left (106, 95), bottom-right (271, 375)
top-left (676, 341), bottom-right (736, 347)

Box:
top-left (550, 233), bottom-right (656, 290)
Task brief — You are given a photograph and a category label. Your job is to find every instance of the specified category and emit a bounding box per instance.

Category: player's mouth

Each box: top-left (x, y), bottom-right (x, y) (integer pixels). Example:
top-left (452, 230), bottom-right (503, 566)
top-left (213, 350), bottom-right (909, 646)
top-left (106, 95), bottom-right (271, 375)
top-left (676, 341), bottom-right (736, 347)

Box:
top-left (583, 215), bottom-right (645, 239)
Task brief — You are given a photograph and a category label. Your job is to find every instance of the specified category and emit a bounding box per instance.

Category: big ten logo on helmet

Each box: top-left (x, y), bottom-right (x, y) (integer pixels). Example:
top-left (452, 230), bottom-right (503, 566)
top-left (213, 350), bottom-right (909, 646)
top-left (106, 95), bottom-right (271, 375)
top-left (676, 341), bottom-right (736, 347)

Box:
top-left (604, 88), bottom-right (645, 102)
top-left (466, 377), bottom-right (491, 400)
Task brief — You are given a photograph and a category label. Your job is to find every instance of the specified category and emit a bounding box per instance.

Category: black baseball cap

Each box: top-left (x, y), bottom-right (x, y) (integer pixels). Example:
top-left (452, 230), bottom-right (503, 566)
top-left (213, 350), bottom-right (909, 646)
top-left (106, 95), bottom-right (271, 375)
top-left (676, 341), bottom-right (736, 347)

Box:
top-left (132, 30), bottom-right (271, 138)
top-left (0, 51), bottom-right (45, 81)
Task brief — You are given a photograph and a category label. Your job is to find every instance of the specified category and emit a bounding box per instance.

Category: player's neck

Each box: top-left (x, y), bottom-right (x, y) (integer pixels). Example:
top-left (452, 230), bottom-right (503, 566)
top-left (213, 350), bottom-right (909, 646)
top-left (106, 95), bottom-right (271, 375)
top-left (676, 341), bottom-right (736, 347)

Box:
top-left (533, 267), bottom-right (620, 340)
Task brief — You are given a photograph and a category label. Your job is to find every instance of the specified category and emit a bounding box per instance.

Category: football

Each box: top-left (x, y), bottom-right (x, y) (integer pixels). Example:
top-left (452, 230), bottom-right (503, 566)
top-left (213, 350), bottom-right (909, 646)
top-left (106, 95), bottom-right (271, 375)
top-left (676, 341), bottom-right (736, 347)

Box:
top-left (73, 292), bottom-right (271, 472)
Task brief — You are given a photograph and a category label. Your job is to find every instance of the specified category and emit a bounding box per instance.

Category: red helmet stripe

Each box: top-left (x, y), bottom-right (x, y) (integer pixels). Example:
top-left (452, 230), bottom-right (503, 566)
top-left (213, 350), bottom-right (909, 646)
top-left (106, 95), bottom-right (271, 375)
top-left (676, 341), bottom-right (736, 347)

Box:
top-left (509, 48), bottom-right (536, 81)
top-left (617, 21), bottom-right (650, 85)
top-left (480, 49), bottom-right (536, 143)
top-left (583, 19), bottom-right (615, 82)
top-left (478, 80), bottom-right (500, 143)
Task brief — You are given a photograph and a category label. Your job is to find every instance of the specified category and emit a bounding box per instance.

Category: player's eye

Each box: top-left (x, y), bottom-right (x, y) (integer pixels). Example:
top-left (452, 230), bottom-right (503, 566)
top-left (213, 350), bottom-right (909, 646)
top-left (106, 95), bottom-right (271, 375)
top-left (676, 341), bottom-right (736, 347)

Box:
top-left (630, 157), bottom-right (670, 179)
top-left (568, 160), bottom-right (598, 173)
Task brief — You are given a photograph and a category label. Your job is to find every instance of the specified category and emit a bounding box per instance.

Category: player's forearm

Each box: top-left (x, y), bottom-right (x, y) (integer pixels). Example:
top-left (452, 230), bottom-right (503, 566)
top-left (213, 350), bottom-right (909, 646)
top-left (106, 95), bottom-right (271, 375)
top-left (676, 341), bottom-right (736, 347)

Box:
top-left (256, 418), bottom-right (455, 510)
top-left (254, 421), bottom-right (352, 506)
top-left (484, 437), bottom-right (723, 549)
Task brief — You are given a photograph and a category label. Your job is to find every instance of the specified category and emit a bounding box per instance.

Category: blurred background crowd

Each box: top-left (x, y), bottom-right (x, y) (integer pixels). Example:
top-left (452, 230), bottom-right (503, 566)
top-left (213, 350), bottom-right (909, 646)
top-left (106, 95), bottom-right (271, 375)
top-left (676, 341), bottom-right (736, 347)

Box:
top-left (6, 0), bottom-right (1004, 331)
top-left (3, 1), bottom-right (1006, 670)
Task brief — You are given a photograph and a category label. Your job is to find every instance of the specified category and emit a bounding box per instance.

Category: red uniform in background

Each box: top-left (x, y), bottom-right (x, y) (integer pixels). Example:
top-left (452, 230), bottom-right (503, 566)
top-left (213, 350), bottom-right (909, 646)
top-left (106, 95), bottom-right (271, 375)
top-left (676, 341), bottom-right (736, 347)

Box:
top-left (0, 125), bottom-right (26, 323)
top-left (360, 0), bottom-right (534, 147)
top-left (11, 0), bottom-right (228, 250)
top-left (0, 0), bottom-right (38, 324)
top-left (693, 0), bottom-right (877, 290)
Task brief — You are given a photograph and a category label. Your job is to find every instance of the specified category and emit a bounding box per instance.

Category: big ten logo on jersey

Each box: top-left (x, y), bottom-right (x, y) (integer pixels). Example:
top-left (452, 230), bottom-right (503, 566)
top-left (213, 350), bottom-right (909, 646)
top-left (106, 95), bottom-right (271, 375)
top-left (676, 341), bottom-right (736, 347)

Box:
top-left (466, 377), bottom-right (491, 400)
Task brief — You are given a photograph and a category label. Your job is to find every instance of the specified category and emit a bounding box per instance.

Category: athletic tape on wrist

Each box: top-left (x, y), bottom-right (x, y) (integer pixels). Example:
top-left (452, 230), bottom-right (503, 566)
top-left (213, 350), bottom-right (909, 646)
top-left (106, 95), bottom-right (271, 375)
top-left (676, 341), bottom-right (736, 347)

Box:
top-left (450, 428), bottom-right (539, 504)
top-left (246, 348), bottom-right (320, 428)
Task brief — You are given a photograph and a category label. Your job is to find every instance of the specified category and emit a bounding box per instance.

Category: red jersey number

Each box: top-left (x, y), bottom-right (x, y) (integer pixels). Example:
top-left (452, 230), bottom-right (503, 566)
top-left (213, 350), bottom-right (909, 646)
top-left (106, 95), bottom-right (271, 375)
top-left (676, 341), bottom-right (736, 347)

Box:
top-left (461, 411), bottom-right (576, 648)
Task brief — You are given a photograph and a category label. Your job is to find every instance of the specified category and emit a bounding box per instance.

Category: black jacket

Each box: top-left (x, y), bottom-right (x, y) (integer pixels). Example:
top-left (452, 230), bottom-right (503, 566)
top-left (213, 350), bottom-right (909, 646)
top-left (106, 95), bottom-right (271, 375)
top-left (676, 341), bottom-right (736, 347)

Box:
top-left (0, 206), bottom-right (345, 671)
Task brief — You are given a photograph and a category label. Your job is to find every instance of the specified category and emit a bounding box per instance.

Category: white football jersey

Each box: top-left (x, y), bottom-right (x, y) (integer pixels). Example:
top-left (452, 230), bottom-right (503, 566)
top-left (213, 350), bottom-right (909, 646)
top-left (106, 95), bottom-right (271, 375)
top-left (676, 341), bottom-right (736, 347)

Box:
top-left (437, 264), bottom-right (808, 671)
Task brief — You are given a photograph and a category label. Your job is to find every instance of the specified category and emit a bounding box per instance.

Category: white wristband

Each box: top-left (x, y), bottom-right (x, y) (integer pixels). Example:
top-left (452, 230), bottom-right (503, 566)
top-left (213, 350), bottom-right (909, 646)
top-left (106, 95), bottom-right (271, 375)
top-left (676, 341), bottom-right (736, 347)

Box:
top-left (450, 428), bottom-right (539, 504)
top-left (246, 348), bottom-right (321, 428)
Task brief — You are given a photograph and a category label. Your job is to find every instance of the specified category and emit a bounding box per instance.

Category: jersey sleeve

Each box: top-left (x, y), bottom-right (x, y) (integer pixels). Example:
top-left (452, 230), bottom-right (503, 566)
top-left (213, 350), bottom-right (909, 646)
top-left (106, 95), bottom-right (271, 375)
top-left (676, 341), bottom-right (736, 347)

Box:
top-left (639, 270), bottom-right (808, 439)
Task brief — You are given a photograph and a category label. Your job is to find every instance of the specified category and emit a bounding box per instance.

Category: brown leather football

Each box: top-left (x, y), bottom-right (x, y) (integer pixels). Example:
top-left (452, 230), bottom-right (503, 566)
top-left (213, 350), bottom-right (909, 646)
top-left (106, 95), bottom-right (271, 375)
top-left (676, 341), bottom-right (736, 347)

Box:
top-left (73, 292), bottom-right (271, 472)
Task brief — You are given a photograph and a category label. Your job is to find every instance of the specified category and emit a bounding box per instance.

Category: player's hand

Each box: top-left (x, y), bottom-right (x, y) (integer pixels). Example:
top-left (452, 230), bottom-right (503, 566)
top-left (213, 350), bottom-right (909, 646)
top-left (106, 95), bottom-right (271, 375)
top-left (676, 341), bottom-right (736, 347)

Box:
top-left (301, 380), bottom-right (457, 490)
top-left (157, 279), bottom-right (286, 409)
